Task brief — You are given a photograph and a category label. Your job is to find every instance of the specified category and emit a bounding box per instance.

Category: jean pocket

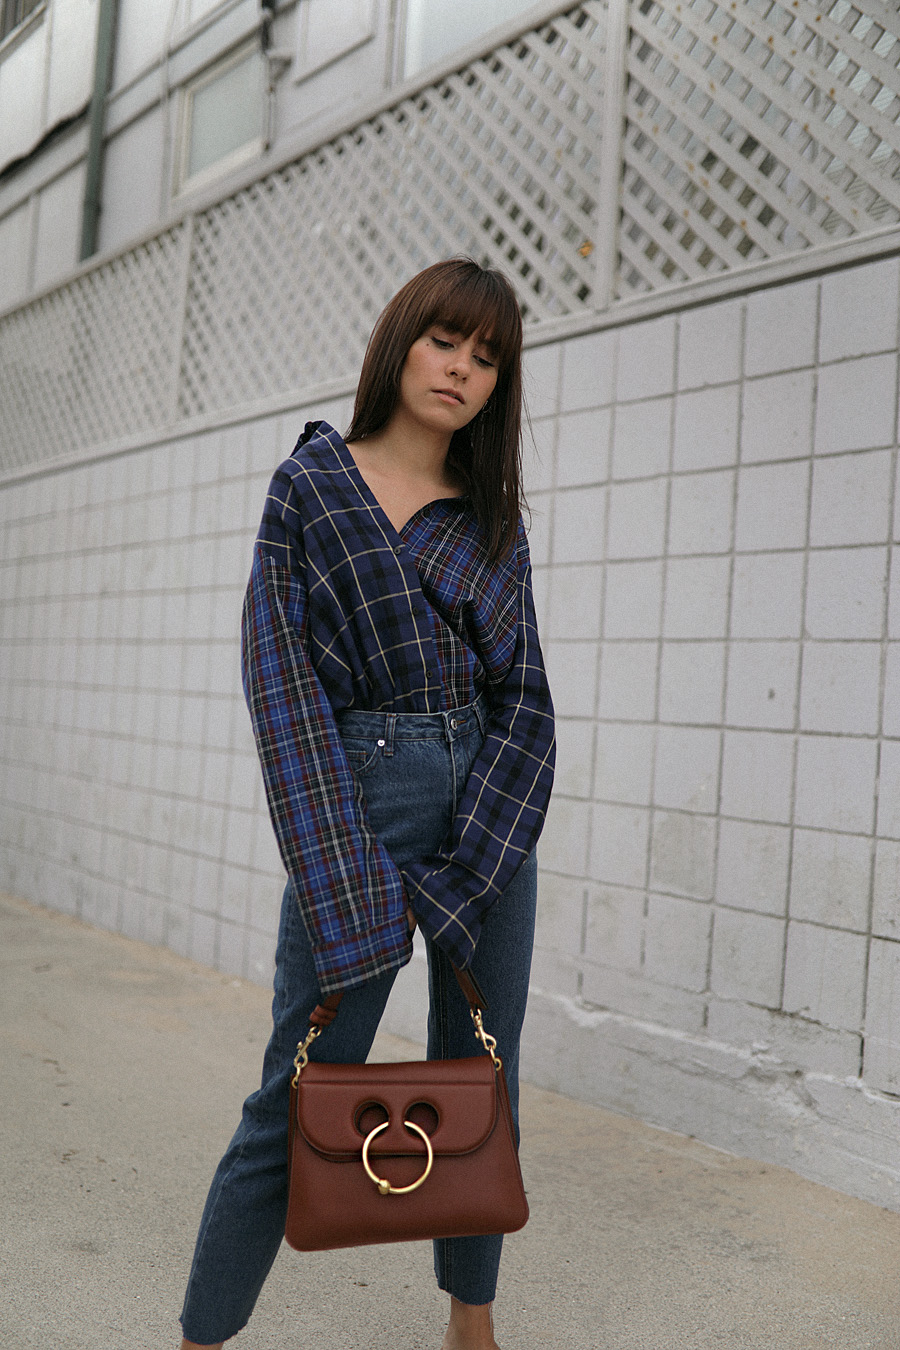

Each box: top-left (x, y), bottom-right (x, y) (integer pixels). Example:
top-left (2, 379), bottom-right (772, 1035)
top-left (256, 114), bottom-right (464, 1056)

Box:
top-left (342, 739), bottom-right (382, 777)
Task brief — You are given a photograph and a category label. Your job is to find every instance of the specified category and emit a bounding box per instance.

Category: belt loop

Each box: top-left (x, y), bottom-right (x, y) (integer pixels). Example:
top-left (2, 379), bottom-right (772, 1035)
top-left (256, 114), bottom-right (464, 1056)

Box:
top-left (383, 713), bottom-right (396, 756)
top-left (473, 694), bottom-right (487, 736)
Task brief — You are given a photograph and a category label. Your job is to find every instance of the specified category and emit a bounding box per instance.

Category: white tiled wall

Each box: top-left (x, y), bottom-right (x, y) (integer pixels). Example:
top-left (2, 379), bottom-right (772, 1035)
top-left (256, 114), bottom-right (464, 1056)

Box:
top-left (2, 256), bottom-right (900, 1206)
top-left (0, 398), bottom-right (350, 983)
top-left (519, 255), bottom-right (900, 1203)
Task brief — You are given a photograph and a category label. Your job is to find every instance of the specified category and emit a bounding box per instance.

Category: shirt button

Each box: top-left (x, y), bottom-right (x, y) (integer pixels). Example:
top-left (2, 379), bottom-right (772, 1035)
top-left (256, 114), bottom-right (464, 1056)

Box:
top-left (393, 545), bottom-right (403, 555)
top-left (425, 669), bottom-right (435, 681)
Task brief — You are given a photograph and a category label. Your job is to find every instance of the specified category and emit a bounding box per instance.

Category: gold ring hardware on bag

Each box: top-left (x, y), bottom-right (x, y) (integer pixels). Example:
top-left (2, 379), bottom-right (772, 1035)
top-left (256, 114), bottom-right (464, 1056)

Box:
top-left (361, 1118), bottom-right (434, 1195)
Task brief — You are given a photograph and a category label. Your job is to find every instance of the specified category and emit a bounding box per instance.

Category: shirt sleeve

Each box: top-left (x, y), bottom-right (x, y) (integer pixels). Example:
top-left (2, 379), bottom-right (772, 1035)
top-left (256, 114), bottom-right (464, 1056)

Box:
top-left (401, 523), bottom-right (555, 969)
top-left (241, 475), bottom-right (411, 996)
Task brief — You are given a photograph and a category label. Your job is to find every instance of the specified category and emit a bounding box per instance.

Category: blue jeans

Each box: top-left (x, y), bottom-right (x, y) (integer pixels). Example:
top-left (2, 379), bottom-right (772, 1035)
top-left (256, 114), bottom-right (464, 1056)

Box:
top-left (180, 698), bottom-right (537, 1344)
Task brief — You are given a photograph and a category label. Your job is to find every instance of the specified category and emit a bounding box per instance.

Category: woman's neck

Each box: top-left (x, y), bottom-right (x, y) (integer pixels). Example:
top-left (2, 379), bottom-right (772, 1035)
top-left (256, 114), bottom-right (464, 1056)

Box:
top-left (351, 411), bottom-right (454, 489)
top-left (347, 418), bottom-right (463, 534)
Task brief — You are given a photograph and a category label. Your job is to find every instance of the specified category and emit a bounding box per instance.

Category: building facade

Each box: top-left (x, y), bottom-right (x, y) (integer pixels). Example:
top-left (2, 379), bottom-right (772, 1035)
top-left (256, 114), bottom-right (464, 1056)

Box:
top-left (3, 0), bottom-right (900, 1210)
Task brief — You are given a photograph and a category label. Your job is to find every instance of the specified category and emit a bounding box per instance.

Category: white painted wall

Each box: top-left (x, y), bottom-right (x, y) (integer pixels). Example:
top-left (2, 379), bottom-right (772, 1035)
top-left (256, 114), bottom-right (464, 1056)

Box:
top-left (0, 200), bottom-right (33, 310)
top-left (30, 159), bottom-right (84, 289)
top-left (0, 0), bottom-right (97, 168)
top-left (96, 107), bottom-right (165, 253)
top-left (112, 0), bottom-right (178, 92)
top-left (2, 252), bottom-right (900, 1211)
top-left (45, 0), bottom-right (98, 123)
top-left (0, 16), bottom-right (50, 164)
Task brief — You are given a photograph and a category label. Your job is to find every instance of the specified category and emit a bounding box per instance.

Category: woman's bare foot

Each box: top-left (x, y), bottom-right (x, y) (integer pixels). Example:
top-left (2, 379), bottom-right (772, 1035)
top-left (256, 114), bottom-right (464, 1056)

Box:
top-left (441, 1296), bottom-right (500, 1350)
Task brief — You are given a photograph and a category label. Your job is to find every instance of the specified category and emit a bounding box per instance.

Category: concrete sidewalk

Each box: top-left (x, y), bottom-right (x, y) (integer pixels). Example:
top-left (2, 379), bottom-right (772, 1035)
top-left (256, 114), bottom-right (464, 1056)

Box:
top-left (2, 892), bottom-right (899, 1350)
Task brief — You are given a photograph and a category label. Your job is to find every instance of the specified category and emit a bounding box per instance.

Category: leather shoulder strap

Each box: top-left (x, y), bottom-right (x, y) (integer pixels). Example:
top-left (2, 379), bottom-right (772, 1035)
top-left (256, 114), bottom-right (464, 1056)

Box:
top-left (308, 991), bottom-right (343, 1026)
top-left (452, 964), bottom-right (489, 1013)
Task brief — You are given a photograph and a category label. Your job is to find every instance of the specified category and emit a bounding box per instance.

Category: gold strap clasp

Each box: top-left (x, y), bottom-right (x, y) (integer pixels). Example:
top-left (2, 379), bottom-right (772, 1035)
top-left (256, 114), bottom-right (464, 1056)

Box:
top-left (470, 1006), bottom-right (502, 1072)
top-left (291, 1024), bottom-right (322, 1087)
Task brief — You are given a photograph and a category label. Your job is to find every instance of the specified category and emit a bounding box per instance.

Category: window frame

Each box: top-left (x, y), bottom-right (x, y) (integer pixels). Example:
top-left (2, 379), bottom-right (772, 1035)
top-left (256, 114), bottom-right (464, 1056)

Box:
top-left (175, 39), bottom-right (266, 199)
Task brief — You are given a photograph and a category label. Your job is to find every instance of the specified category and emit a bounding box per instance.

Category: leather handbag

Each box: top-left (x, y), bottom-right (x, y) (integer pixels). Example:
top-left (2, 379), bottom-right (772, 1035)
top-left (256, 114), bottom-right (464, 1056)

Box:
top-left (284, 967), bottom-right (529, 1251)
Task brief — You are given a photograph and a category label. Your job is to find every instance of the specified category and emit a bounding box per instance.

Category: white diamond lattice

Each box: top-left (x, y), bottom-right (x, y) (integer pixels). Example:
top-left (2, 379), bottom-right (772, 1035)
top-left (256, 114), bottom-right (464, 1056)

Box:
top-left (619, 0), bottom-right (900, 294)
top-left (0, 228), bottom-right (186, 468)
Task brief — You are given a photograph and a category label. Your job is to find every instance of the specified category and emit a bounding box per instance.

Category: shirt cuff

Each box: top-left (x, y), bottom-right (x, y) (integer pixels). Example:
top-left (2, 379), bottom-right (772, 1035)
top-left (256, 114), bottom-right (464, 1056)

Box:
top-left (402, 869), bottom-right (483, 971)
top-left (308, 912), bottom-right (414, 995)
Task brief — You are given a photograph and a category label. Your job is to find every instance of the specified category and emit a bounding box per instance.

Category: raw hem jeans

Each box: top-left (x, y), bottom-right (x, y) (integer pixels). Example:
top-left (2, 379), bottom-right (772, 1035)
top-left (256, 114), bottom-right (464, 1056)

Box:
top-left (179, 698), bottom-right (537, 1345)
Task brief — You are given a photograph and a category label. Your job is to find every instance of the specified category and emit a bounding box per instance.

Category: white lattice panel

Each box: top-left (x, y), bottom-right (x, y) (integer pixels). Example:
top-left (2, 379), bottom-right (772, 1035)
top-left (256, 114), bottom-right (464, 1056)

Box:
top-left (178, 3), bottom-right (606, 418)
top-left (618, 0), bottom-right (900, 295)
top-left (0, 228), bottom-right (185, 468)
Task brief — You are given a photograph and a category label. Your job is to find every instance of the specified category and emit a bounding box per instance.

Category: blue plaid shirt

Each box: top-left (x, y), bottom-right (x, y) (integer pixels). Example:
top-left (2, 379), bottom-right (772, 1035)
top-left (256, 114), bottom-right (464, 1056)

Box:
top-left (242, 421), bottom-right (555, 994)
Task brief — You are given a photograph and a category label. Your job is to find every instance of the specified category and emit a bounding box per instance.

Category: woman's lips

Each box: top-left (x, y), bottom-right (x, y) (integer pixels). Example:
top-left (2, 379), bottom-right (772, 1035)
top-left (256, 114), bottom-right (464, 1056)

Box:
top-left (434, 388), bottom-right (464, 405)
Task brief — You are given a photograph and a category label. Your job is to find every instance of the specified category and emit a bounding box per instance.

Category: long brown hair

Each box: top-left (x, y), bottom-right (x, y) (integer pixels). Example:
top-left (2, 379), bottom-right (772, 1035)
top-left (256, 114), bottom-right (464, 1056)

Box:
top-left (345, 258), bottom-right (525, 561)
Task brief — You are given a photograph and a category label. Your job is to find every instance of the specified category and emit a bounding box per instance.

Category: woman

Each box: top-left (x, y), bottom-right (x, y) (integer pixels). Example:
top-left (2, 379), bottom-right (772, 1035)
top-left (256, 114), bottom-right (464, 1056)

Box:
top-left (179, 258), bottom-right (555, 1350)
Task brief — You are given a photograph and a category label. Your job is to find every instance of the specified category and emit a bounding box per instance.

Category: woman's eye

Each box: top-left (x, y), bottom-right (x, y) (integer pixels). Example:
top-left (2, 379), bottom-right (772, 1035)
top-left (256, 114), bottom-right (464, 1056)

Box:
top-left (431, 337), bottom-right (453, 349)
top-left (474, 354), bottom-right (495, 369)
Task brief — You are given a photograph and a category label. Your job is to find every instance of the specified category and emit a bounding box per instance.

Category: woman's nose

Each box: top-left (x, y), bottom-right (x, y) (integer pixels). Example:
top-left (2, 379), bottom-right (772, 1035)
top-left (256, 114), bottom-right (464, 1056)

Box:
top-left (447, 348), bottom-right (471, 377)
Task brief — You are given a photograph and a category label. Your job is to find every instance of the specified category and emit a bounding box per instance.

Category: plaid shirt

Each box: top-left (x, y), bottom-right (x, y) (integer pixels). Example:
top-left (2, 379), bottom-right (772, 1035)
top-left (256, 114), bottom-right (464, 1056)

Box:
top-left (242, 421), bottom-right (555, 994)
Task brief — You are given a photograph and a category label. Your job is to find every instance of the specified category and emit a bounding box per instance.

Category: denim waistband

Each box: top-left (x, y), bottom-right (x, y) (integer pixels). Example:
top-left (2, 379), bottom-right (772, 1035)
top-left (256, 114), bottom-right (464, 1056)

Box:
top-left (335, 694), bottom-right (488, 746)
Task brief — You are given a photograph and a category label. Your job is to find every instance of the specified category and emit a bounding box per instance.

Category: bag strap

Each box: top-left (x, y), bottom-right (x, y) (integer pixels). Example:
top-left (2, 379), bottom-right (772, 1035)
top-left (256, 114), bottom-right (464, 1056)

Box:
top-left (307, 991), bottom-right (344, 1028)
top-left (452, 963), bottom-right (489, 1014)
top-left (292, 963), bottom-right (498, 1086)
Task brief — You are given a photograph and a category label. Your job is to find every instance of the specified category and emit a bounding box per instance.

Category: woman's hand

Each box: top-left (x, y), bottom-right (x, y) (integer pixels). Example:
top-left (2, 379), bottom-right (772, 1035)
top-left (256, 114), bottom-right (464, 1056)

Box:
top-left (406, 905), bottom-right (418, 933)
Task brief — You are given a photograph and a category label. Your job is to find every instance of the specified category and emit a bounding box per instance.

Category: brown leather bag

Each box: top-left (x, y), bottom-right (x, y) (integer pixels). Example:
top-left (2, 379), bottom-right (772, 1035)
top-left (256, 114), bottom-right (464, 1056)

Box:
top-left (284, 969), bottom-right (529, 1251)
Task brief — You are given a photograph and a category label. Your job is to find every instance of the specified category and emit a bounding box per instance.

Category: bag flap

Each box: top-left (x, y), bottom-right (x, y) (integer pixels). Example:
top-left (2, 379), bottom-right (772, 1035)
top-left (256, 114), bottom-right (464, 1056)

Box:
top-left (295, 1055), bottom-right (499, 1158)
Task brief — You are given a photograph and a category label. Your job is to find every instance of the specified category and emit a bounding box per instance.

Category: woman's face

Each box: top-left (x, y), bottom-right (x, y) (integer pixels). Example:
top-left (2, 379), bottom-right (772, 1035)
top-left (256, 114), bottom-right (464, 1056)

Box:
top-left (396, 324), bottom-right (498, 438)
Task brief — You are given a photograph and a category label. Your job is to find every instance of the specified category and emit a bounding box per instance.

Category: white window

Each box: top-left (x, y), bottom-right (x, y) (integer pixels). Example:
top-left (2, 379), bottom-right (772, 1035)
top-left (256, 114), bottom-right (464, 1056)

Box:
top-left (1, 0), bottom-right (42, 43)
top-left (178, 42), bottom-right (265, 195)
top-left (403, 0), bottom-right (538, 78)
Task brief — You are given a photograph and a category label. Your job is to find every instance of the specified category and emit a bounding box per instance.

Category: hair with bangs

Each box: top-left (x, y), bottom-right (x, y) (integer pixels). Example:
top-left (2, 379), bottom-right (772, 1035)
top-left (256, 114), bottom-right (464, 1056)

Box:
top-left (345, 258), bottom-right (525, 561)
